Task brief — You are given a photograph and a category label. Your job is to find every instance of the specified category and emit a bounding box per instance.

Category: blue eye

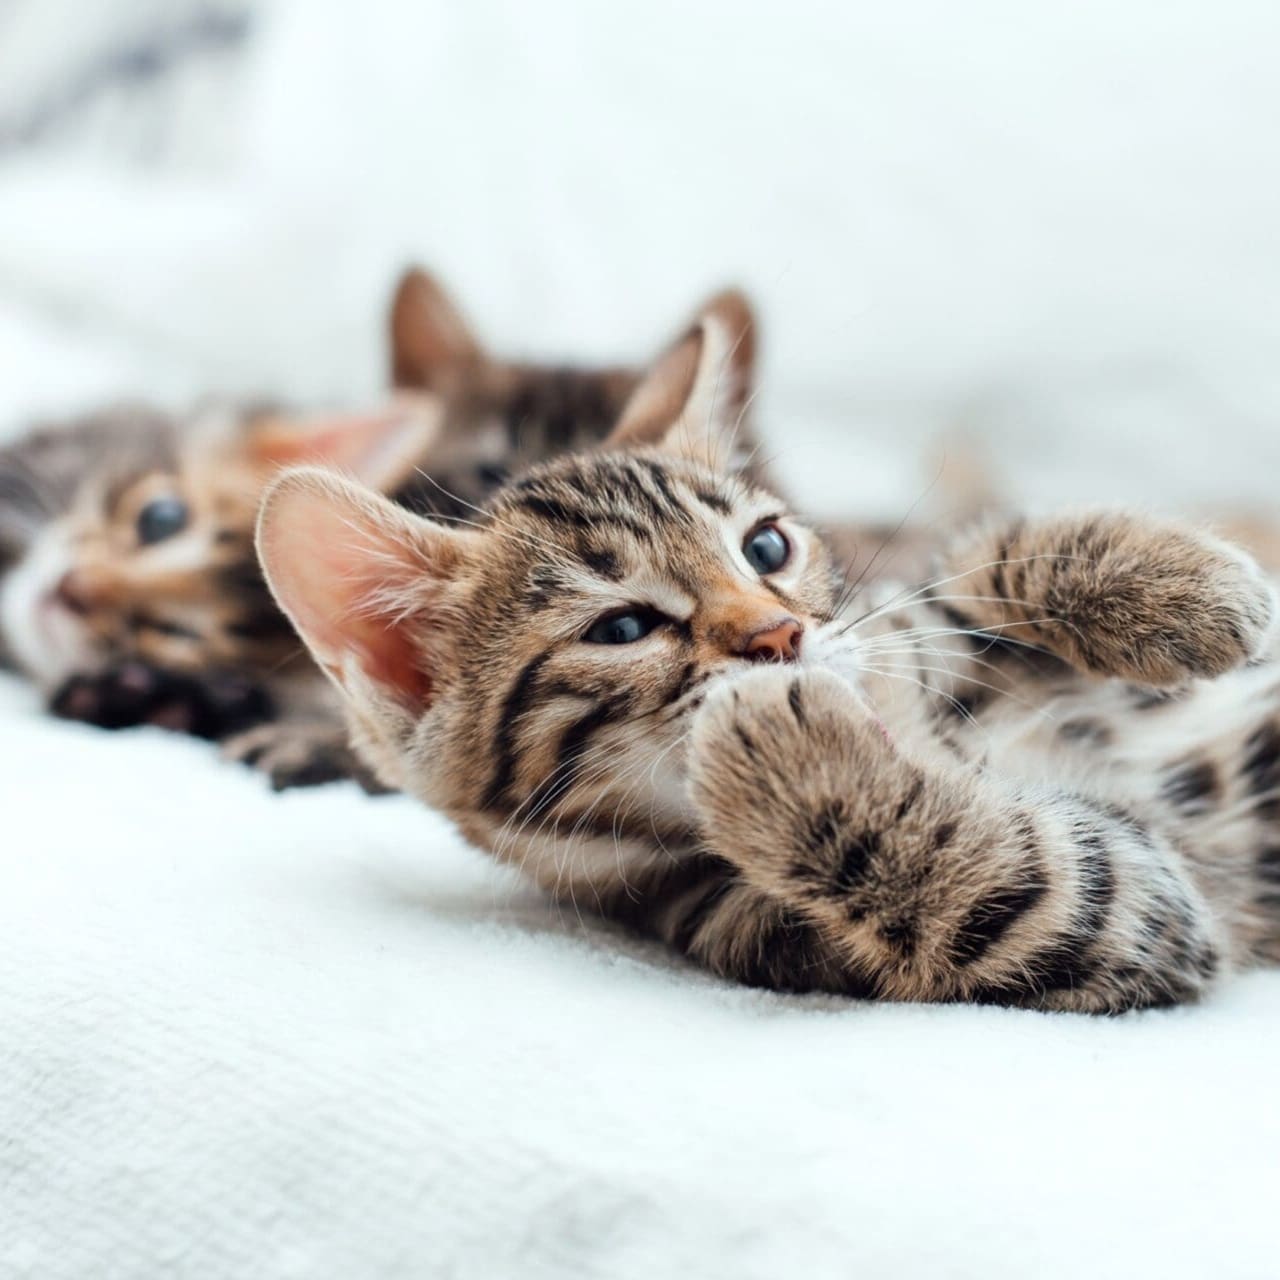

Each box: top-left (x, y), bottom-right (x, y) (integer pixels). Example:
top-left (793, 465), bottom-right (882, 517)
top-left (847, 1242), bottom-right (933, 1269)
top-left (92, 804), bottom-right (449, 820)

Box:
top-left (584, 608), bottom-right (664, 645)
top-left (136, 496), bottom-right (189, 545)
top-left (743, 523), bottom-right (789, 574)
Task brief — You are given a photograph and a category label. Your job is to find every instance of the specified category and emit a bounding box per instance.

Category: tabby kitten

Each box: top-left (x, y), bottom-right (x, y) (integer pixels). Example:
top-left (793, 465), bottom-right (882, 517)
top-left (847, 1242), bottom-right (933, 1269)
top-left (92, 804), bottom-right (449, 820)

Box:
top-left (0, 397), bottom-right (434, 751)
top-left (387, 267), bottom-right (637, 517)
top-left (0, 270), bottom-right (761, 787)
top-left (258, 301), bottom-right (1280, 1012)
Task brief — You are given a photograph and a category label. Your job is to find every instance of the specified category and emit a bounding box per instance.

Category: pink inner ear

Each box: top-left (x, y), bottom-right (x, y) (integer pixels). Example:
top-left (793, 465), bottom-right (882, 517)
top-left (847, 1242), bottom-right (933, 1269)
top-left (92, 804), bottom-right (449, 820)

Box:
top-left (261, 481), bottom-right (432, 708)
top-left (250, 402), bottom-right (440, 491)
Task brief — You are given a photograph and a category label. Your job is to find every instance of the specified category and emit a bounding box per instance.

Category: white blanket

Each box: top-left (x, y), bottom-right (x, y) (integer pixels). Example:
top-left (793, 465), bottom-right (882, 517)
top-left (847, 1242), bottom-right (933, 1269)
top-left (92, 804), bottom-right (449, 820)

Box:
top-left (3, 4), bottom-right (1280, 1276)
top-left (4, 676), bottom-right (1280, 1278)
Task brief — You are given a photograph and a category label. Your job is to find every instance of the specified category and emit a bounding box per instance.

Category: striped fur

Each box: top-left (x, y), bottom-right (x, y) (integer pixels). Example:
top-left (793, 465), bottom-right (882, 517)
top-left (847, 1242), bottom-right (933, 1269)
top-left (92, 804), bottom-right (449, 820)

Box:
top-left (0, 273), bottom-right (766, 788)
top-left (258, 309), bottom-right (1280, 1012)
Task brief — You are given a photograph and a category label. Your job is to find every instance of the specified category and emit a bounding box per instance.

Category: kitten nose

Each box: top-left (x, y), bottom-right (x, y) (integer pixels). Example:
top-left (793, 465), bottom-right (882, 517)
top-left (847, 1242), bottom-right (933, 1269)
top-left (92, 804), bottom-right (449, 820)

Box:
top-left (55, 570), bottom-right (95, 615)
top-left (741, 617), bottom-right (802, 663)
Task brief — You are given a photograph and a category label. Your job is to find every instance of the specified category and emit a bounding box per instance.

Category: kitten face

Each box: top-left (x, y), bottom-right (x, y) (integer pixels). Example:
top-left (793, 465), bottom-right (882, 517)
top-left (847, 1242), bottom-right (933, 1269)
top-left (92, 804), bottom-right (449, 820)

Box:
top-left (448, 450), bottom-right (835, 835)
top-left (263, 449), bottom-right (836, 877)
top-left (0, 402), bottom-right (432, 691)
top-left (0, 406), bottom-right (222, 688)
top-left (259, 290), bottom-right (823, 884)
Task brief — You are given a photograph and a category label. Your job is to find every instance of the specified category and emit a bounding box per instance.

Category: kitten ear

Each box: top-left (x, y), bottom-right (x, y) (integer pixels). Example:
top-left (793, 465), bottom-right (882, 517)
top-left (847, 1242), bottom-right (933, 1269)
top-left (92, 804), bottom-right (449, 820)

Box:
top-left (389, 265), bottom-right (487, 389)
top-left (247, 397), bottom-right (443, 493)
top-left (606, 288), bottom-right (756, 468)
top-left (256, 467), bottom-right (477, 714)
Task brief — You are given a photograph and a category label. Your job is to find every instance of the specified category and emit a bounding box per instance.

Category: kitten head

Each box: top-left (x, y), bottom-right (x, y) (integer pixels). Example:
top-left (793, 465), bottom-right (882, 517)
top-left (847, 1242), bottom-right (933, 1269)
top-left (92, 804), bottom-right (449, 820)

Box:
top-left (387, 266), bottom-right (769, 514)
top-left (0, 400), bottom-right (436, 691)
top-left (259, 299), bottom-right (837, 893)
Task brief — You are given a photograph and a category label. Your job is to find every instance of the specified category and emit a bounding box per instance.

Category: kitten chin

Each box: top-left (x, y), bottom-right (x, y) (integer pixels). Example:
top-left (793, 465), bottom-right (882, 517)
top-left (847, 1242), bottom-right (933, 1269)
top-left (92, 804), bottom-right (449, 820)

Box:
top-left (0, 527), bottom-right (93, 690)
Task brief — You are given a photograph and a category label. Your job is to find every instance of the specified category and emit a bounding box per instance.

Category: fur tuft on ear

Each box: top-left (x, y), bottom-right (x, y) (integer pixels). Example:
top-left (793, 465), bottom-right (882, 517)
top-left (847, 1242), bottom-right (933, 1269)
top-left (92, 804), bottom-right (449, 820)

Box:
top-left (606, 287), bottom-right (757, 469)
top-left (256, 467), bottom-right (477, 715)
top-left (389, 265), bottom-right (487, 390)
top-left (247, 396), bottom-right (444, 493)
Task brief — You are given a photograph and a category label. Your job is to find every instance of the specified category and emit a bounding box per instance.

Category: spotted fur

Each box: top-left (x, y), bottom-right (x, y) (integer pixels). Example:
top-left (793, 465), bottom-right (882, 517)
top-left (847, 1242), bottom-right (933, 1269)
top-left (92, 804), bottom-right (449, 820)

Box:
top-left (259, 303), bottom-right (1280, 1013)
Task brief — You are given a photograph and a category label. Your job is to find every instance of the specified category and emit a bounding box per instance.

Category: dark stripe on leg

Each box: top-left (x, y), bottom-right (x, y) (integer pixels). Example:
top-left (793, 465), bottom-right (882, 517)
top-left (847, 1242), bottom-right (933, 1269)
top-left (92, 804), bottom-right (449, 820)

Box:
top-left (951, 868), bottom-right (1049, 967)
top-left (969, 820), bottom-right (1115, 1006)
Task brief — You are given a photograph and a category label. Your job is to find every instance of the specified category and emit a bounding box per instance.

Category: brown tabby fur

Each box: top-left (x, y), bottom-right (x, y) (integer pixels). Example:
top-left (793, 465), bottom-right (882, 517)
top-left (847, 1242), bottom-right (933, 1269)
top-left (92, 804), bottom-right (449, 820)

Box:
top-left (258, 302), bottom-right (1280, 1013)
top-left (0, 271), bottom-right (766, 787)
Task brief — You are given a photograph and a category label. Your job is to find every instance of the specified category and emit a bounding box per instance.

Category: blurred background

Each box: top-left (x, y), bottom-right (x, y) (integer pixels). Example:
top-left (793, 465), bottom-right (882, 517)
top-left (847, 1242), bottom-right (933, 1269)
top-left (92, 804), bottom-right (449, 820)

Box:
top-left (1, 0), bottom-right (1278, 521)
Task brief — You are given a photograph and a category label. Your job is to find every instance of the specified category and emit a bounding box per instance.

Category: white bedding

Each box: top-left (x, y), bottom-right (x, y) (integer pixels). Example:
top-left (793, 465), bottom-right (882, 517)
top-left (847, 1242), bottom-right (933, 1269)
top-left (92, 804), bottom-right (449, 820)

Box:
top-left (4, 675), bottom-right (1280, 1278)
top-left (3, 4), bottom-right (1280, 1276)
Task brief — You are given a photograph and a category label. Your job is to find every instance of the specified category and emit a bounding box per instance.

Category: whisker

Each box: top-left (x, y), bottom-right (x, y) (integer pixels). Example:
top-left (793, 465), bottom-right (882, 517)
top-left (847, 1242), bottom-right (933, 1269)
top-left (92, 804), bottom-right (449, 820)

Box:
top-left (828, 459), bottom-right (949, 618)
top-left (860, 657), bottom-right (1051, 720)
top-left (407, 466), bottom-right (571, 560)
top-left (837, 553), bottom-right (1090, 634)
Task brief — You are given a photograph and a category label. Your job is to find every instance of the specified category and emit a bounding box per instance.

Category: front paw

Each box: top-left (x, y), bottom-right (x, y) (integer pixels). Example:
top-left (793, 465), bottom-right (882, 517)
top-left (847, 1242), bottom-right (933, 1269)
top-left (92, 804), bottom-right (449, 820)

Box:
top-left (688, 668), bottom-right (911, 878)
top-left (51, 662), bottom-right (271, 738)
top-left (1045, 517), bottom-right (1276, 685)
top-left (222, 721), bottom-right (392, 794)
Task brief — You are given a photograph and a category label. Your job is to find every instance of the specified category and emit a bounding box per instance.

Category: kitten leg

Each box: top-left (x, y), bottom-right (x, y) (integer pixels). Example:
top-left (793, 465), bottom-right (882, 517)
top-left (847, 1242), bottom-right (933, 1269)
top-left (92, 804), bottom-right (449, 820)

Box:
top-left (614, 852), bottom-right (868, 997)
top-left (920, 512), bottom-right (1276, 686)
top-left (686, 667), bottom-right (1224, 1012)
top-left (221, 719), bottom-right (392, 793)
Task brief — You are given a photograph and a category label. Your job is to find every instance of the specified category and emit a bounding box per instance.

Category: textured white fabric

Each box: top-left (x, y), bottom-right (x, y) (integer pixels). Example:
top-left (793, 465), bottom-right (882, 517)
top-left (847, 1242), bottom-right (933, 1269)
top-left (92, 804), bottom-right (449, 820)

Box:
top-left (3, 3), bottom-right (1280, 1275)
top-left (4, 676), bottom-right (1280, 1278)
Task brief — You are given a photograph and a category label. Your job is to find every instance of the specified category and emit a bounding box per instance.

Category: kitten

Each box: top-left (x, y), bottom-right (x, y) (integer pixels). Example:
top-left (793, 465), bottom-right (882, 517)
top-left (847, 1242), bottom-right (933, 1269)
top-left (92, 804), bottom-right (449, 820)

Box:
top-left (257, 302), bottom-right (1280, 1012)
top-left (386, 267), bottom-right (638, 516)
top-left (0, 271), bottom-right (763, 788)
top-left (0, 398), bottom-right (434, 770)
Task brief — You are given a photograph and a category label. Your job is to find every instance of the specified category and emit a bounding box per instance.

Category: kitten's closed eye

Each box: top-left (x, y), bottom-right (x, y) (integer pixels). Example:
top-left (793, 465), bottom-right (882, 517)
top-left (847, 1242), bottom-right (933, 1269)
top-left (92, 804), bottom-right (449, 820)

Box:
top-left (583, 606), bottom-right (669, 645)
top-left (743, 522), bottom-right (789, 574)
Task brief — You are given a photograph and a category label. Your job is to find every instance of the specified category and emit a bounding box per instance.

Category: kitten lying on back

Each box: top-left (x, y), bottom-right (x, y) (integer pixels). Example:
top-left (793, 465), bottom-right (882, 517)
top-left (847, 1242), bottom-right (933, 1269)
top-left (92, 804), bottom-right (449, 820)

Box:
top-left (258, 302), bottom-right (1280, 1012)
top-left (0, 271), bottom-right (766, 788)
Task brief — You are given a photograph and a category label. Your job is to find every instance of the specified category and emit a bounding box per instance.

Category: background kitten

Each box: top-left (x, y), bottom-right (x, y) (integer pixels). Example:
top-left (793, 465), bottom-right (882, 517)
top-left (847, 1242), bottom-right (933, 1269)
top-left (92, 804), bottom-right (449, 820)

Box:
top-left (0, 396), bottom-right (433, 732)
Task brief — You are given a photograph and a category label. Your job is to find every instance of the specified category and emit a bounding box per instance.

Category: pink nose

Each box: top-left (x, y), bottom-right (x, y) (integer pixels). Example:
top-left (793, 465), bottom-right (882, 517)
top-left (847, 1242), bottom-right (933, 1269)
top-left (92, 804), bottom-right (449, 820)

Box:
top-left (55, 570), bottom-right (94, 615)
top-left (742, 618), bottom-right (802, 663)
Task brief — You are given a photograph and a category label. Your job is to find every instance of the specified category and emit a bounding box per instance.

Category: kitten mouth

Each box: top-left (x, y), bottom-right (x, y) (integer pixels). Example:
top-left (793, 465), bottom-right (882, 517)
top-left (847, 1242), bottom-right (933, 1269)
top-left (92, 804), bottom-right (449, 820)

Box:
top-left (0, 528), bottom-right (101, 686)
top-left (36, 593), bottom-right (93, 659)
top-left (797, 622), bottom-right (863, 688)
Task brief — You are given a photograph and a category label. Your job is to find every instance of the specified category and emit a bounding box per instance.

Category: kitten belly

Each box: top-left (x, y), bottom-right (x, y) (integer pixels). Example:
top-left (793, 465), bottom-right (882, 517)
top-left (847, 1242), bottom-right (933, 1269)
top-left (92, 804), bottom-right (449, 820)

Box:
top-left (962, 661), bottom-right (1280, 807)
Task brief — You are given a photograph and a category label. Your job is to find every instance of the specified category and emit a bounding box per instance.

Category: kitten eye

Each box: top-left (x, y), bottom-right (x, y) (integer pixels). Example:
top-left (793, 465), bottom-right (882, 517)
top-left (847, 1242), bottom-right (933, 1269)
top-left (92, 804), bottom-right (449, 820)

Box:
top-left (583, 607), bottom-right (665, 645)
top-left (136, 496), bottom-right (189, 545)
top-left (743, 522), bottom-right (790, 575)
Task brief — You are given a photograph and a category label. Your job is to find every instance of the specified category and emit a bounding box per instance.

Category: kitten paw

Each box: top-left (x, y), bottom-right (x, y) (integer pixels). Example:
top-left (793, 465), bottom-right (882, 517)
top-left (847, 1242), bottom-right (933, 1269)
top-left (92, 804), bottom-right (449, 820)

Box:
top-left (688, 667), bottom-right (914, 877)
top-left (1043, 518), bottom-right (1277, 685)
top-left (690, 666), bottom-right (867, 762)
top-left (51, 662), bottom-right (271, 738)
top-left (222, 721), bottom-right (392, 794)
